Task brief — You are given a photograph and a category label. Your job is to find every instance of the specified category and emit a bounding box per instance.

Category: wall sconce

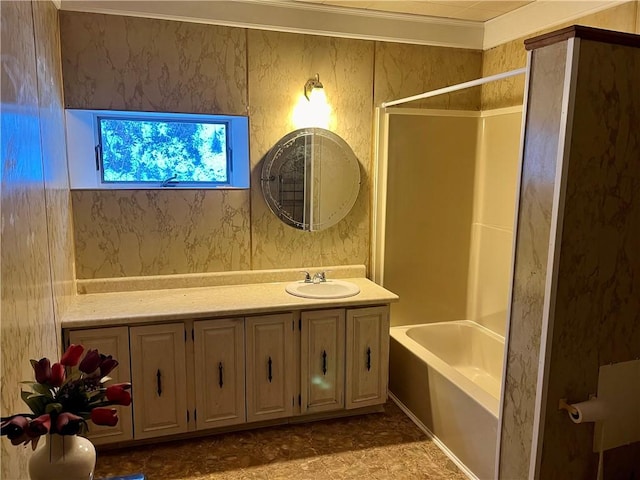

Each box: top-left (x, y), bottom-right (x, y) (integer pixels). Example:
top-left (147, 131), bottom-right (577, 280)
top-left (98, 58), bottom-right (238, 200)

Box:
top-left (304, 74), bottom-right (324, 101)
top-left (293, 73), bottom-right (332, 129)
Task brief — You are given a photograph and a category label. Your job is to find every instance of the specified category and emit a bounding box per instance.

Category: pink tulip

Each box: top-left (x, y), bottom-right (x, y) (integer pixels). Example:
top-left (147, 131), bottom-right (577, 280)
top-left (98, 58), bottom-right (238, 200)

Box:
top-left (32, 358), bottom-right (52, 384)
top-left (60, 344), bottom-right (84, 367)
top-left (26, 414), bottom-right (50, 437)
top-left (105, 383), bottom-right (132, 406)
top-left (55, 412), bottom-right (84, 435)
top-left (1, 415), bottom-right (30, 445)
top-left (50, 362), bottom-right (66, 387)
top-left (90, 408), bottom-right (118, 427)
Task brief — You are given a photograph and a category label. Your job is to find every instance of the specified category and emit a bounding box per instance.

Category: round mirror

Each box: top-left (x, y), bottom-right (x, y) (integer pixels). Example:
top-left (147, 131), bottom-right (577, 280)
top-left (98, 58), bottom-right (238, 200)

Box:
top-left (261, 128), bottom-right (361, 231)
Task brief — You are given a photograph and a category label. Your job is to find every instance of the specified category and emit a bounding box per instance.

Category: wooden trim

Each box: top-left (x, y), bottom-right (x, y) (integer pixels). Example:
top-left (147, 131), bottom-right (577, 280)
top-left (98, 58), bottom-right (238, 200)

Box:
top-left (525, 25), bottom-right (640, 51)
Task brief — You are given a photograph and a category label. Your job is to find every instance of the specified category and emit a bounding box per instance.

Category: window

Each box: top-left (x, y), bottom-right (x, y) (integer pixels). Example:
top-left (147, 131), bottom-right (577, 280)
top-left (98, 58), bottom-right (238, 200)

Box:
top-left (66, 110), bottom-right (249, 189)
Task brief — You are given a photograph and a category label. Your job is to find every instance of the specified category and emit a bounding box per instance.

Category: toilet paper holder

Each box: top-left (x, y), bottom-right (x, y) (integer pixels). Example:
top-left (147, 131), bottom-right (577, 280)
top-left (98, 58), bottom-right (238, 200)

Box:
top-left (558, 398), bottom-right (578, 416)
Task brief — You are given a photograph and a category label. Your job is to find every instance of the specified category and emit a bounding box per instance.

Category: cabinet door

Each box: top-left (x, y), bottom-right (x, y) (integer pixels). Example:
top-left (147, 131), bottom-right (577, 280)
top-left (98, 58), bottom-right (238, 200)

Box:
top-left (130, 323), bottom-right (188, 439)
top-left (67, 327), bottom-right (133, 445)
top-left (346, 306), bottom-right (390, 409)
top-left (193, 318), bottom-right (245, 430)
top-left (246, 313), bottom-right (295, 423)
top-left (301, 309), bottom-right (345, 414)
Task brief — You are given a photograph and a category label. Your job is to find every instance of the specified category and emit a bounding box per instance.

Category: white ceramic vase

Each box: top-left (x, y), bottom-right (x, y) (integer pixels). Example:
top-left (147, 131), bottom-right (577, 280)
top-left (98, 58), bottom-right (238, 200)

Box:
top-left (29, 434), bottom-right (96, 480)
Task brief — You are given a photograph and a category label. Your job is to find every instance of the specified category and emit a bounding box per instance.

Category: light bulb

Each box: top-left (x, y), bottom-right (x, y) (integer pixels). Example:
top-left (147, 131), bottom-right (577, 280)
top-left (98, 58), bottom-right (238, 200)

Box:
top-left (292, 88), bottom-right (331, 129)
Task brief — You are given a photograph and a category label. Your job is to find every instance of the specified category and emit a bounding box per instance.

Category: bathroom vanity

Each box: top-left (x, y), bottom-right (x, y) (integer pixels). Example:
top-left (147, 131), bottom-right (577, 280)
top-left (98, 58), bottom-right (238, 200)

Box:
top-left (61, 268), bottom-right (397, 447)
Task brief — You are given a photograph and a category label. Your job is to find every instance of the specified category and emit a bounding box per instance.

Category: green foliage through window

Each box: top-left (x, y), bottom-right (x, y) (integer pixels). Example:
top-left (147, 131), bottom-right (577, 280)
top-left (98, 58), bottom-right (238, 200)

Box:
top-left (98, 117), bottom-right (229, 184)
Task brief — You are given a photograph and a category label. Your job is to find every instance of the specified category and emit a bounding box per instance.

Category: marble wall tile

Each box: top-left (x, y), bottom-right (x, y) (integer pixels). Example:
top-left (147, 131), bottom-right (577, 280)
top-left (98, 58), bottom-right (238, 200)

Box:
top-left (59, 11), bottom-right (247, 115)
top-left (248, 30), bottom-right (373, 271)
top-left (60, 12), bottom-right (251, 278)
top-left (1, 1), bottom-right (61, 477)
top-left (60, 13), bottom-right (501, 279)
top-left (72, 190), bottom-right (251, 278)
top-left (538, 39), bottom-right (640, 479)
top-left (374, 42), bottom-right (482, 110)
top-left (481, 1), bottom-right (638, 110)
top-left (481, 41), bottom-right (527, 110)
top-left (33, 0), bottom-right (76, 320)
top-left (498, 41), bottom-right (568, 480)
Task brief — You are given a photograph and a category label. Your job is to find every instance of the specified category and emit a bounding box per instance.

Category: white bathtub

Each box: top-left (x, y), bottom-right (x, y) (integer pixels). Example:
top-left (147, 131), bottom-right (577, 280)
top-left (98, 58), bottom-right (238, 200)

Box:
top-left (389, 320), bottom-right (504, 480)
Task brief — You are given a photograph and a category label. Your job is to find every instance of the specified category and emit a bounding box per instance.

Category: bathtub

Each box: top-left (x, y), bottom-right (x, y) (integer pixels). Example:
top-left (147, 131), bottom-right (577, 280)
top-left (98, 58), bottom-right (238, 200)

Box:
top-left (389, 320), bottom-right (504, 480)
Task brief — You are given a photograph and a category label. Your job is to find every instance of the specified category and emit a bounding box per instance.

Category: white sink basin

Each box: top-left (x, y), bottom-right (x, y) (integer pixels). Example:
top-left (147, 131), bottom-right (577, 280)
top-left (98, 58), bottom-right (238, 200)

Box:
top-left (285, 280), bottom-right (360, 299)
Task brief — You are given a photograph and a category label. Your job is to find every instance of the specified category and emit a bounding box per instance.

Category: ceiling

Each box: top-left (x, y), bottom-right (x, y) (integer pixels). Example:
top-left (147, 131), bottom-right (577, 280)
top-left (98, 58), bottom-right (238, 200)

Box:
top-left (295, 0), bottom-right (535, 22)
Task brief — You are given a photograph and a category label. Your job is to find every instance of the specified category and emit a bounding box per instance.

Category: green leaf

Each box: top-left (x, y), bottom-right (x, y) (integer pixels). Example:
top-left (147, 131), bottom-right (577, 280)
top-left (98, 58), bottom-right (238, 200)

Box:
top-left (86, 389), bottom-right (106, 399)
top-left (31, 383), bottom-right (53, 397)
top-left (65, 371), bottom-right (81, 383)
top-left (45, 403), bottom-right (63, 415)
top-left (21, 390), bottom-right (46, 415)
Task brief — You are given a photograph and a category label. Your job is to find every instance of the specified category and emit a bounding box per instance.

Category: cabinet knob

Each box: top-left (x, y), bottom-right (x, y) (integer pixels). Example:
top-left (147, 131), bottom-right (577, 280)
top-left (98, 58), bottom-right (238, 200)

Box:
top-left (268, 356), bottom-right (273, 383)
top-left (366, 347), bottom-right (371, 372)
top-left (218, 362), bottom-right (224, 388)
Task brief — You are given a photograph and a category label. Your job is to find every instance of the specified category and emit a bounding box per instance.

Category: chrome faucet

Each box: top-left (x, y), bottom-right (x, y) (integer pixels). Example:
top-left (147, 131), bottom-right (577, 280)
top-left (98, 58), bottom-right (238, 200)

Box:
top-left (312, 271), bottom-right (327, 283)
top-left (300, 271), bottom-right (312, 283)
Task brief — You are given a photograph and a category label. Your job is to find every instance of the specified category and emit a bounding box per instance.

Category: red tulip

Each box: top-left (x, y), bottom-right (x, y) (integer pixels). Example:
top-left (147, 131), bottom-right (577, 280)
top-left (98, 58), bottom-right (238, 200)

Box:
top-left (99, 356), bottom-right (118, 377)
top-left (50, 362), bottom-right (66, 387)
top-left (60, 344), bottom-right (84, 367)
top-left (105, 383), bottom-right (132, 406)
top-left (79, 349), bottom-right (101, 374)
top-left (90, 408), bottom-right (118, 427)
top-left (55, 412), bottom-right (84, 435)
top-left (1, 415), bottom-right (30, 445)
top-left (26, 414), bottom-right (51, 437)
top-left (33, 358), bottom-right (52, 384)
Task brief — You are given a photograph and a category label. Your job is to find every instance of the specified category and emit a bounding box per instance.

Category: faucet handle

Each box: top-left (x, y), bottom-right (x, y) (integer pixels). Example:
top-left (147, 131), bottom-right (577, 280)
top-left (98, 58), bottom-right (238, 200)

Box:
top-left (313, 271), bottom-right (329, 283)
top-left (299, 271), bottom-right (312, 283)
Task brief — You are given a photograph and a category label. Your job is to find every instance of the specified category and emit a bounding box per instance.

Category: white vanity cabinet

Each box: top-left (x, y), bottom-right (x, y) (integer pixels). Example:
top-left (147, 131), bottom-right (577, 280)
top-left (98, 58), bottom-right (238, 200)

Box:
top-left (66, 326), bottom-right (133, 445)
top-left (193, 318), bottom-right (245, 430)
top-left (245, 313), bottom-right (296, 423)
top-left (346, 306), bottom-right (390, 409)
top-left (62, 301), bottom-right (391, 446)
top-left (129, 323), bottom-right (188, 440)
top-left (300, 309), bottom-right (345, 414)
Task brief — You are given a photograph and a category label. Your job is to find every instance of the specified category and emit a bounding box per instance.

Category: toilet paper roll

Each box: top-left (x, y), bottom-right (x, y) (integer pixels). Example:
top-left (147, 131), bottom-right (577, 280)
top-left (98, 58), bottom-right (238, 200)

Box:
top-left (569, 398), bottom-right (609, 424)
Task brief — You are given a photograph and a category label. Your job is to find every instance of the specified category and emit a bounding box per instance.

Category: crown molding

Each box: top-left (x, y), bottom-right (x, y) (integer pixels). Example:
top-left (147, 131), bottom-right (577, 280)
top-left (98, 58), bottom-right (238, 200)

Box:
top-left (483, 0), bottom-right (630, 50)
top-left (59, 0), bottom-right (484, 49)
top-left (59, 0), bottom-right (632, 51)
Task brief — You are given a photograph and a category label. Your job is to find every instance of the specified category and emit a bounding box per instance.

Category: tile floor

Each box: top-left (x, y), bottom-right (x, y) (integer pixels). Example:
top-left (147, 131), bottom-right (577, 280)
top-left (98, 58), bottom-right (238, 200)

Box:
top-left (95, 401), bottom-right (466, 480)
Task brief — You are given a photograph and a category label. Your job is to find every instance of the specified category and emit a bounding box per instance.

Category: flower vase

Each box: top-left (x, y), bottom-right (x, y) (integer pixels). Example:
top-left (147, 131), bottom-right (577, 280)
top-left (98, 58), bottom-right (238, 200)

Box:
top-left (29, 434), bottom-right (96, 480)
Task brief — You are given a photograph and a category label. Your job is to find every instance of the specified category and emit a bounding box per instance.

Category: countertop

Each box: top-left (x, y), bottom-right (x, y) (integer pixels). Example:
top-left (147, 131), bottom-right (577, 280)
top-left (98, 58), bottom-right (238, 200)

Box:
top-left (61, 277), bottom-right (398, 329)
